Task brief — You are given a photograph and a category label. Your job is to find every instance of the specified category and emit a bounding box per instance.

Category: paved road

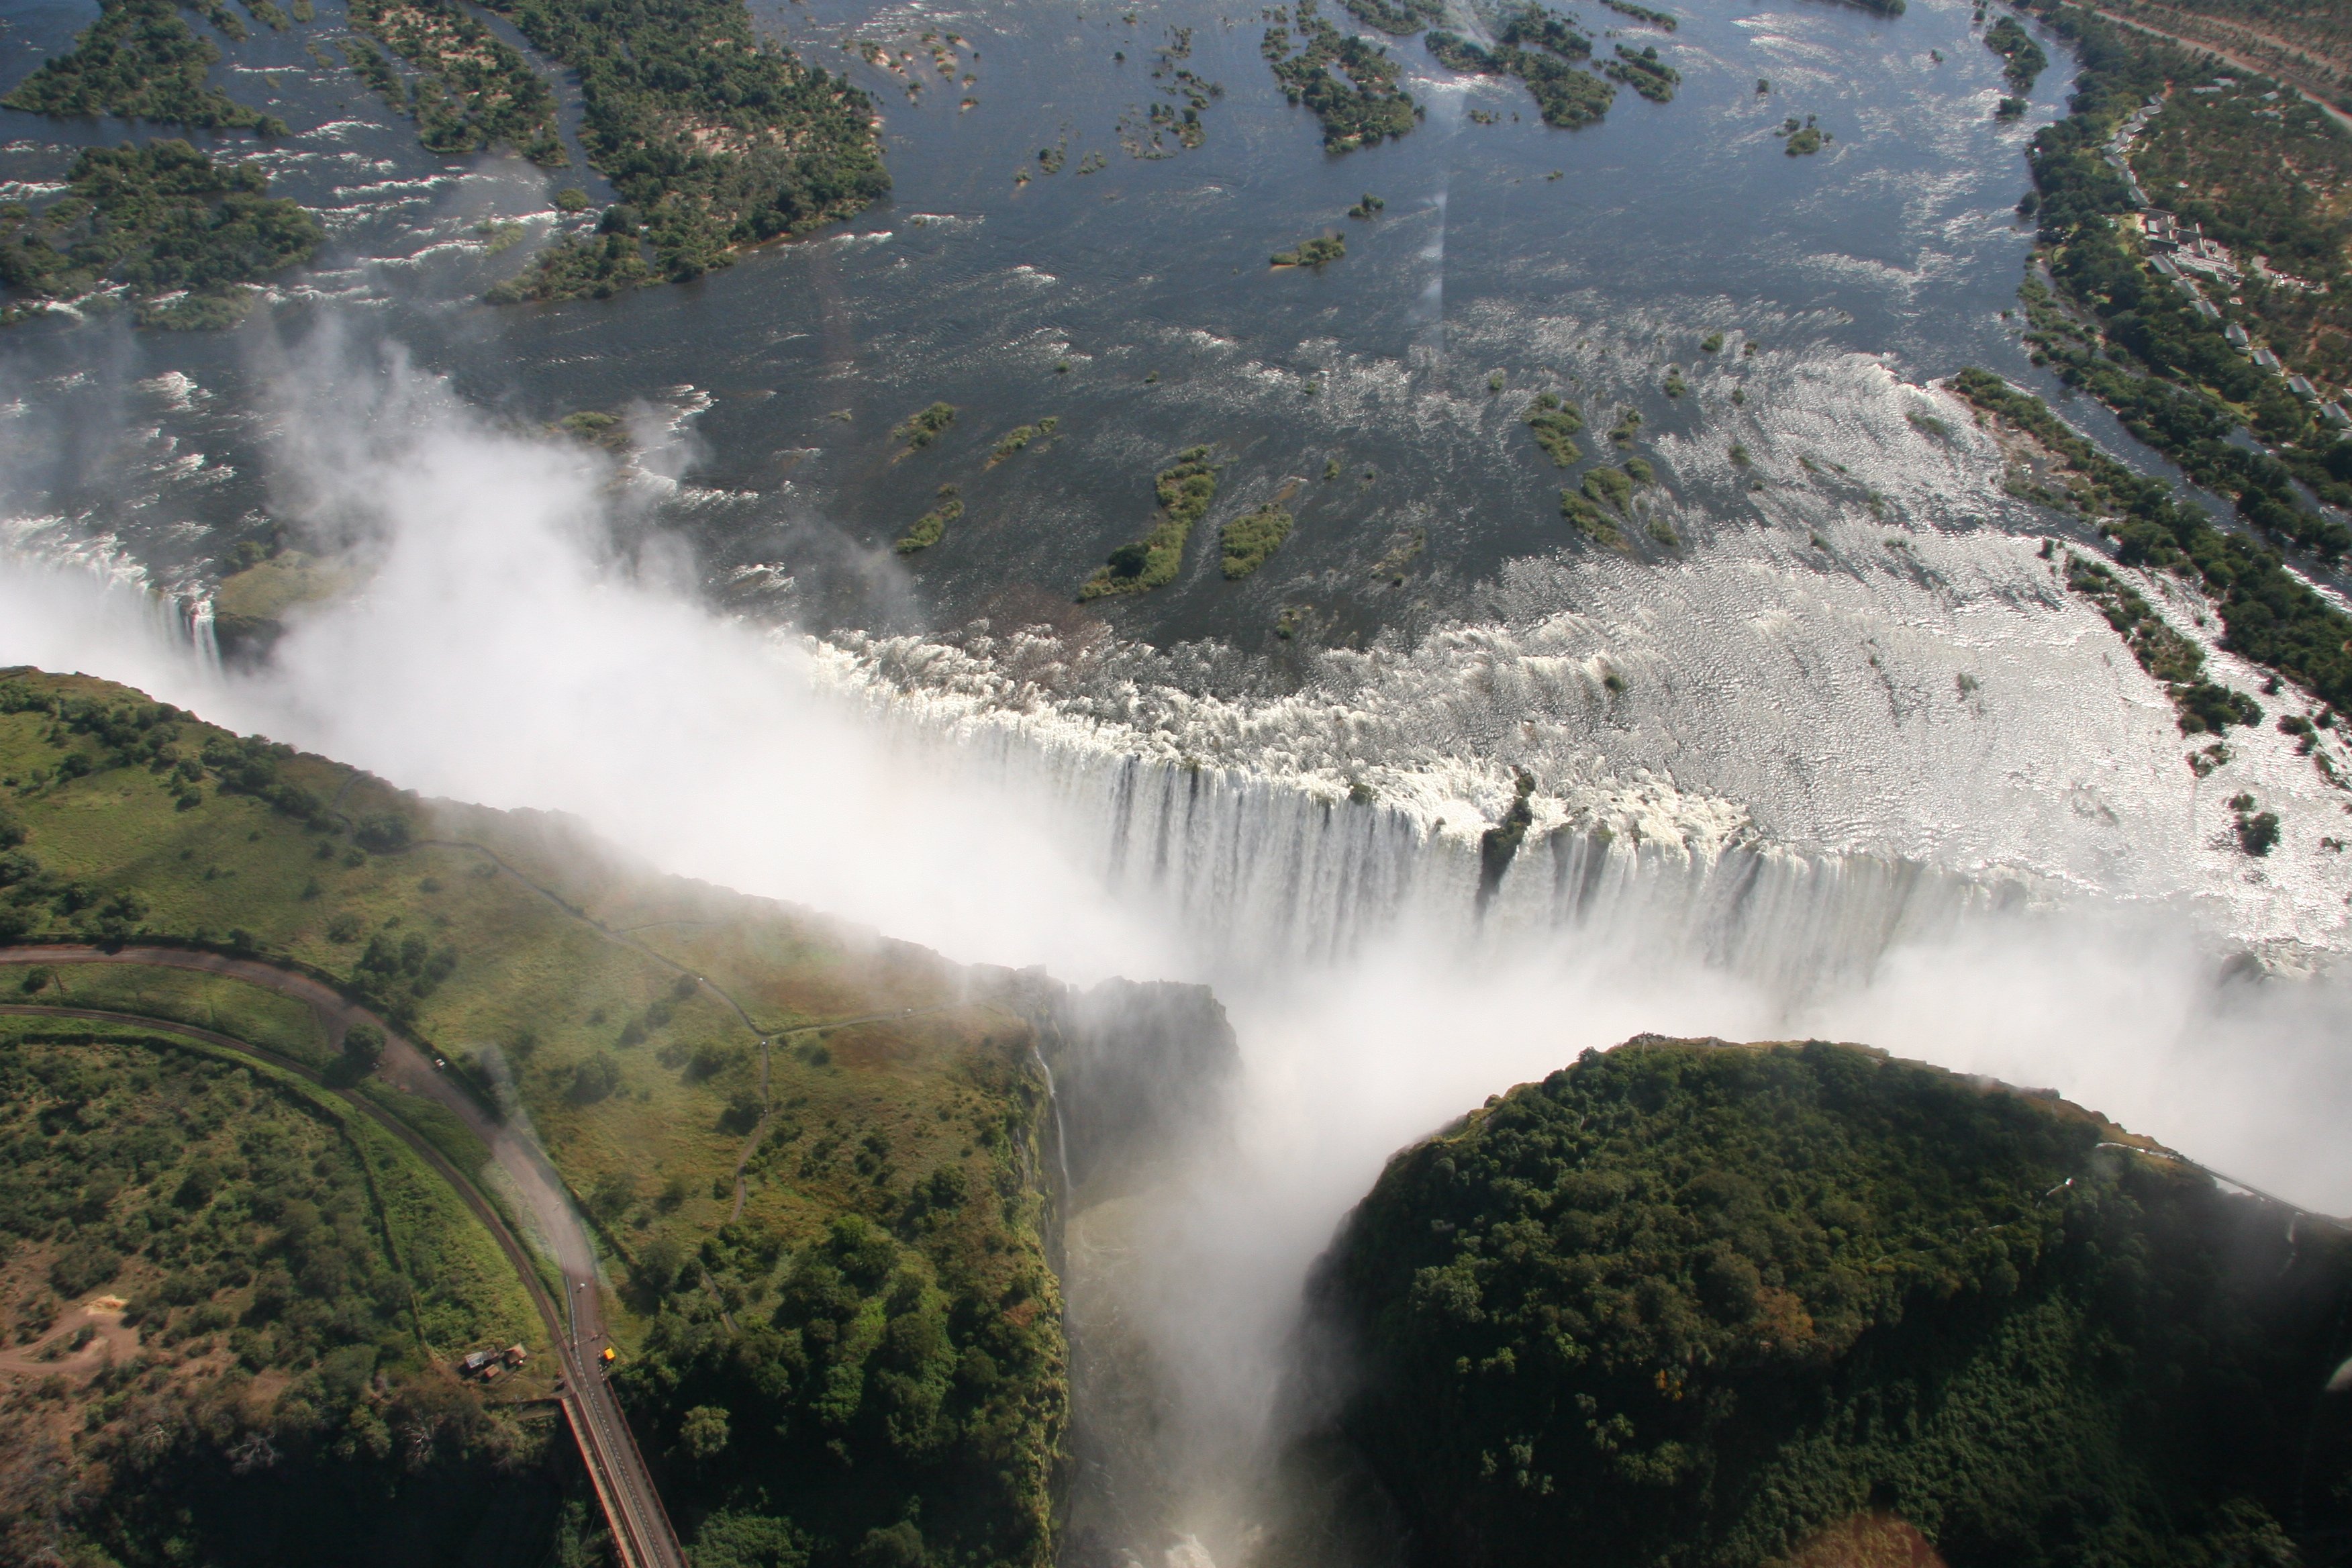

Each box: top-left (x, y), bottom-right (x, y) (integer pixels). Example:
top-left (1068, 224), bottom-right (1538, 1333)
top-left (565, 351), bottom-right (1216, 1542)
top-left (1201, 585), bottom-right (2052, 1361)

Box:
top-left (0, 946), bottom-right (687, 1568)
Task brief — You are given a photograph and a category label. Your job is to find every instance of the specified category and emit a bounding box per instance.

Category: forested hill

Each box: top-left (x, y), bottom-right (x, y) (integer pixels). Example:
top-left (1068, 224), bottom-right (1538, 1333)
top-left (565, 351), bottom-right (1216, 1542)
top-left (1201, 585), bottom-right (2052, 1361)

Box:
top-left (1307, 1036), bottom-right (2352, 1568)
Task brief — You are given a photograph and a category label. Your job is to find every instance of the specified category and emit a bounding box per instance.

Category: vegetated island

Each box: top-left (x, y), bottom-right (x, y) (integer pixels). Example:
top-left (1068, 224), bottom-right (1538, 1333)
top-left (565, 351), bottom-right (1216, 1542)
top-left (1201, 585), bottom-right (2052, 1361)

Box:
top-left (1600, 0), bottom-right (1675, 30)
top-left (1081, 445), bottom-right (1218, 598)
top-left (0, 141), bottom-right (322, 330)
top-left (1780, 113), bottom-right (1829, 154)
top-left (1983, 14), bottom-right (2047, 96)
top-left (1525, 391), bottom-right (1584, 466)
top-left (985, 416), bottom-right (1059, 467)
top-left (1602, 42), bottom-right (1679, 103)
top-left (1271, 233), bottom-right (1346, 267)
top-left (892, 400), bottom-right (957, 454)
top-left (0, 667), bottom-right (1079, 1567)
top-left (342, 0), bottom-right (567, 164)
top-left (894, 484), bottom-right (963, 554)
top-left (1220, 502), bottom-right (1295, 578)
top-left (1333, 0), bottom-right (1444, 35)
top-left (1262, 0), bottom-right (1420, 152)
top-left (483, 0), bottom-right (889, 301)
top-left (1302, 1036), bottom-right (2352, 1568)
top-left (1425, 9), bottom-right (1616, 130)
top-left (1, 0), bottom-right (289, 136)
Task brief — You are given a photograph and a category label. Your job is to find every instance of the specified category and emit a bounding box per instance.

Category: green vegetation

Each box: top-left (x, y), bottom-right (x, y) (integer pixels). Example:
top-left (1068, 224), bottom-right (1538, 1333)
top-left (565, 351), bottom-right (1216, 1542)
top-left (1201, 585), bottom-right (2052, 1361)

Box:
top-left (1271, 233), bottom-right (1346, 267)
top-left (1525, 392), bottom-right (1585, 467)
top-left (1609, 406), bottom-right (1642, 444)
top-left (985, 417), bottom-right (1059, 467)
top-left (0, 142), bottom-right (320, 327)
top-left (345, 0), bottom-right (565, 163)
top-left (1265, 0), bottom-right (1421, 151)
top-left (1563, 491), bottom-right (1625, 546)
top-left (1951, 369), bottom-right (2352, 712)
top-left (1220, 503), bottom-right (1295, 579)
top-left (1426, 9), bottom-right (1617, 128)
top-left (1583, 464), bottom-right (1634, 511)
top-left (1602, 43), bottom-right (1678, 103)
top-left (1081, 446), bottom-right (1217, 599)
top-left (1311, 1036), bottom-right (2352, 1568)
top-left (0, 669), bottom-right (1069, 1567)
top-left (1334, 0), bottom-right (1444, 35)
top-left (1663, 366), bottom-right (1686, 397)
top-left (3, 0), bottom-right (287, 135)
top-left (2229, 791), bottom-right (2281, 855)
top-left (1475, 769), bottom-right (1536, 909)
top-left (1347, 192), bottom-right (1387, 219)
top-left (1781, 115), bottom-right (1826, 154)
top-left (1601, 0), bottom-right (1676, 29)
top-left (0, 1016), bottom-right (577, 1565)
top-left (2012, 1), bottom-right (2352, 556)
top-left (1700, 331), bottom-right (1723, 353)
top-left (2064, 552), bottom-right (2261, 735)
top-left (892, 401), bottom-right (957, 453)
top-left (894, 485), bottom-right (963, 554)
top-left (1983, 15), bottom-right (2047, 95)
top-left (482, 0), bottom-right (887, 299)
top-left (486, 229), bottom-right (646, 301)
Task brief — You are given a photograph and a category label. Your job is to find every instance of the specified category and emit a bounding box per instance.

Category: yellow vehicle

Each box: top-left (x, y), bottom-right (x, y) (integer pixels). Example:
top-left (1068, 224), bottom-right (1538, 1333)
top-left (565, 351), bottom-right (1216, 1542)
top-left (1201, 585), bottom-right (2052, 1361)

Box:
top-left (601, 1346), bottom-right (617, 1365)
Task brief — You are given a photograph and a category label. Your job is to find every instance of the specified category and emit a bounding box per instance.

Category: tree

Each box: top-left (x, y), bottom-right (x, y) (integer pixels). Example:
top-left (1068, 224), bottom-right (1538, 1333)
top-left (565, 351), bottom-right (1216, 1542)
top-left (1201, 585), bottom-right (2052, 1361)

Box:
top-left (341, 1022), bottom-right (385, 1073)
top-left (680, 1404), bottom-right (730, 1463)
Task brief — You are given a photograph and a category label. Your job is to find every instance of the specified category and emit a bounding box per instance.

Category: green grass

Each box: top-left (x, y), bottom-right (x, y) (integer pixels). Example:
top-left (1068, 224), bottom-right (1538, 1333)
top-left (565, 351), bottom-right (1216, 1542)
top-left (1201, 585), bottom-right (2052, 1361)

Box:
top-left (1220, 503), bottom-right (1295, 579)
top-left (985, 416), bottom-right (1059, 468)
top-left (1, 0), bottom-right (287, 136)
top-left (0, 668), bottom-right (1067, 1568)
top-left (1271, 234), bottom-right (1345, 267)
top-left (10, 962), bottom-right (331, 1065)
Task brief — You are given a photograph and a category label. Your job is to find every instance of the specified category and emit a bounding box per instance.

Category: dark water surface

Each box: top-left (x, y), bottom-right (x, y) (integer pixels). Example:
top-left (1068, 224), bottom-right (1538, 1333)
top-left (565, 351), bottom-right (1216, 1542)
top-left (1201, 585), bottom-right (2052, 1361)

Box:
top-left (0, 0), bottom-right (2071, 647)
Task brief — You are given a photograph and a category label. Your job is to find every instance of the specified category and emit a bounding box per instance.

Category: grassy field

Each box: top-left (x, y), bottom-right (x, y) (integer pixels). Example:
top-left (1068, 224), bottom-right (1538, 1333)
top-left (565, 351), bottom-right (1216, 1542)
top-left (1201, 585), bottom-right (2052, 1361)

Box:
top-left (0, 667), bottom-right (1067, 1568)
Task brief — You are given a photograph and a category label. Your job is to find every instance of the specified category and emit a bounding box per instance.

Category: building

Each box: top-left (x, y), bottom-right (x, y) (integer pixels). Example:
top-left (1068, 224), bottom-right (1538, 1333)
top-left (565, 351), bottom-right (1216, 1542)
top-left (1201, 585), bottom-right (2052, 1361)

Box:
top-left (2289, 375), bottom-right (2318, 399)
top-left (2225, 323), bottom-right (2251, 349)
top-left (2253, 347), bottom-right (2283, 371)
top-left (2322, 403), bottom-right (2351, 430)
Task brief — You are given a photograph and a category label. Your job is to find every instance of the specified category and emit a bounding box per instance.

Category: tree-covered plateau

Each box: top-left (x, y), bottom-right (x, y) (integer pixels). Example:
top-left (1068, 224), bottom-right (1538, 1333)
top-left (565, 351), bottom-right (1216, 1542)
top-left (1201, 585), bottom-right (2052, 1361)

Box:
top-left (1311, 1036), bottom-right (2352, 1568)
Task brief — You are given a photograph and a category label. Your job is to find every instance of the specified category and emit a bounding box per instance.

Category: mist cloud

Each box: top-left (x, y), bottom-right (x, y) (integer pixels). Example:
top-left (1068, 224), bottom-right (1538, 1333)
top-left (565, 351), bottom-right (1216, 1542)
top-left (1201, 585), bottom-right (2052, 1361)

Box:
top-left (5, 331), bottom-right (2351, 1567)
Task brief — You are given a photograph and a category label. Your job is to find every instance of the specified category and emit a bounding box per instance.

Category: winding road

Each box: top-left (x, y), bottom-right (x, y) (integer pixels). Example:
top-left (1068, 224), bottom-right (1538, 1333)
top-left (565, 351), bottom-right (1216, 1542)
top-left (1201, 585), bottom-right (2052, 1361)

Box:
top-left (0, 944), bottom-right (688, 1568)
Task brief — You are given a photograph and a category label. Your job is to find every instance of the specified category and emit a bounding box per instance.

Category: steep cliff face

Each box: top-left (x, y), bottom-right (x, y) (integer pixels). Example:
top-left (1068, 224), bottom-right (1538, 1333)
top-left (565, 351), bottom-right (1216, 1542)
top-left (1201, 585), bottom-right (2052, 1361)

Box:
top-left (1304, 1038), bottom-right (2352, 1568)
top-left (1032, 977), bottom-right (1240, 1199)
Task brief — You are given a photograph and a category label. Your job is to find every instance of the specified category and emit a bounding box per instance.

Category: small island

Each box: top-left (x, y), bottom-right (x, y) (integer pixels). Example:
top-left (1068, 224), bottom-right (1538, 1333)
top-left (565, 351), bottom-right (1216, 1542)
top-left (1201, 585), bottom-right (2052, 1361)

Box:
top-left (1984, 15), bottom-right (2047, 95)
top-left (1781, 113), bottom-right (1830, 154)
top-left (1080, 446), bottom-right (1219, 599)
top-left (891, 401), bottom-right (959, 453)
top-left (1561, 491), bottom-right (1625, 546)
top-left (1603, 43), bottom-right (1679, 103)
top-left (1264, 0), bottom-right (1420, 152)
top-left (3, 0), bottom-right (289, 135)
top-left (1601, 0), bottom-right (1677, 28)
top-left (1272, 234), bottom-right (1346, 267)
top-left (1347, 192), bottom-right (1386, 219)
top-left (0, 141), bottom-right (322, 329)
top-left (1524, 392), bottom-right (1585, 466)
top-left (985, 416), bottom-right (1060, 467)
top-left (893, 484), bottom-right (964, 554)
top-left (1427, 8), bottom-right (1618, 128)
top-left (1220, 503), bottom-right (1296, 578)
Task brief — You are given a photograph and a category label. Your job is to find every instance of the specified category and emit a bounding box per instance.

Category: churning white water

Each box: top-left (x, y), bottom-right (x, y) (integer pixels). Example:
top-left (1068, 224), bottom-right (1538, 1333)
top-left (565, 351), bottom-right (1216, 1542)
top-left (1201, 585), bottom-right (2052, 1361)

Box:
top-left (5, 342), bottom-right (2351, 1568)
